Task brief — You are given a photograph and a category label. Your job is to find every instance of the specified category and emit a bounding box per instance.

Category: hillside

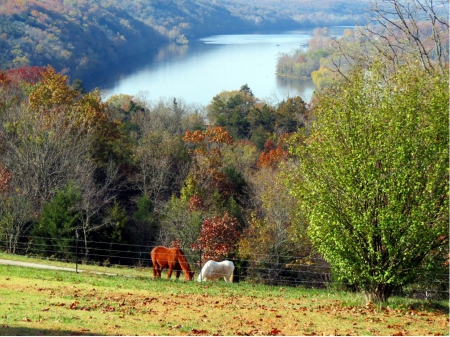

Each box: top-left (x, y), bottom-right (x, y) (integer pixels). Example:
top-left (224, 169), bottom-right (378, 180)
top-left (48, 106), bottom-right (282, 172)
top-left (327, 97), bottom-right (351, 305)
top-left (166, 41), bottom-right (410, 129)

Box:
top-left (0, 0), bottom-right (368, 86)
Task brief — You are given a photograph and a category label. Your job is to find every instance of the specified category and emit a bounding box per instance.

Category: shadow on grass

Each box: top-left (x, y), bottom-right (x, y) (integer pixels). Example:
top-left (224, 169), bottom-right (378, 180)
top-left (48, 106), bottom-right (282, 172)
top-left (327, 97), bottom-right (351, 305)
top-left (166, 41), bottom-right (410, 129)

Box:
top-left (411, 300), bottom-right (449, 313)
top-left (0, 326), bottom-right (103, 336)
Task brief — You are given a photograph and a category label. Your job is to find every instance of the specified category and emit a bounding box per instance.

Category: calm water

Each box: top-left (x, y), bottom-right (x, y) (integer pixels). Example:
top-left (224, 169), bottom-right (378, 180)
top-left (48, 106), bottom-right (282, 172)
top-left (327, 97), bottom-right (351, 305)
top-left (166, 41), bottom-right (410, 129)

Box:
top-left (86, 27), bottom-right (349, 106)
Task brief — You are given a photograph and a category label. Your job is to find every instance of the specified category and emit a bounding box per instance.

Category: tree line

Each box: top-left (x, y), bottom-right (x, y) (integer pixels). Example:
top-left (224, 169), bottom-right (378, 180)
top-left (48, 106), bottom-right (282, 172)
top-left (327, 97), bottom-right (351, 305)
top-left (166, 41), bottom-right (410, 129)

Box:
top-left (0, 0), bottom-right (448, 303)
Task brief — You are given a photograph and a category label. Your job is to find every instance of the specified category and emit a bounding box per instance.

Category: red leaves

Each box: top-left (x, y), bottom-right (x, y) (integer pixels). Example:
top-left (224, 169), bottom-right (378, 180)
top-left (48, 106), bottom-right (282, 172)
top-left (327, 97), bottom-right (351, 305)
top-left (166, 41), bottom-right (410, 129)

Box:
top-left (189, 194), bottom-right (204, 212)
top-left (190, 328), bottom-right (209, 335)
top-left (268, 327), bottom-right (282, 336)
top-left (193, 212), bottom-right (241, 262)
top-left (5, 66), bottom-right (44, 85)
top-left (70, 301), bottom-right (79, 310)
top-left (257, 137), bottom-right (289, 169)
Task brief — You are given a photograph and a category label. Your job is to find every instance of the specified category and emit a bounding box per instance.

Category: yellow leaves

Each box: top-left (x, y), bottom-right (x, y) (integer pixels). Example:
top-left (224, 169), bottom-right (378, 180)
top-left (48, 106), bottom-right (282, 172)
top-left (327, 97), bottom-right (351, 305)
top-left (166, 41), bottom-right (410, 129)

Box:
top-left (28, 66), bottom-right (77, 114)
top-left (72, 88), bottom-right (109, 131)
top-left (24, 66), bottom-right (118, 143)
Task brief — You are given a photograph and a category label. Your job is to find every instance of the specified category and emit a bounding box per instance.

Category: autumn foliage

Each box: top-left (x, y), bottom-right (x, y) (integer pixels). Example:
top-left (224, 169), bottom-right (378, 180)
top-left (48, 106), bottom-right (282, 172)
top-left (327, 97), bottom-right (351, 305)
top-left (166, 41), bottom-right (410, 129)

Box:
top-left (192, 212), bottom-right (241, 262)
top-left (0, 163), bottom-right (12, 193)
top-left (257, 137), bottom-right (290, 169)
top-left (183, 126), bottom-right (234, 196)
top-left (4, 66), bottom-right (44, 85)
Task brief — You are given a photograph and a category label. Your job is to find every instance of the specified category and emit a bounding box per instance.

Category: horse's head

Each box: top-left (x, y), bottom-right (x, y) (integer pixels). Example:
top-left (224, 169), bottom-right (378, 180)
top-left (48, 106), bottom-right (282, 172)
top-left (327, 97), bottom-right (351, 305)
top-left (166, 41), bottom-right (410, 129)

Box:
top-left (185, 270), bottom-right (194, 281)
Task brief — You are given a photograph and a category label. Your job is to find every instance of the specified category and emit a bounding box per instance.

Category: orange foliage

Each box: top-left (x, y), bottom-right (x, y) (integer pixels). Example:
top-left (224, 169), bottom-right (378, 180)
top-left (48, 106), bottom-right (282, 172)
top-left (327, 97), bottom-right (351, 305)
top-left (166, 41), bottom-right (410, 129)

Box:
top-left (184, 126), bottom-right (233, 154)
top-left (257, 136), bottom-right (290, 169)
top-left (183, 126), bottom-right (234, 196)
top-left (0, 163), bottom-right (12, 193)
top-left (188, 194), bottom-right (204, 212)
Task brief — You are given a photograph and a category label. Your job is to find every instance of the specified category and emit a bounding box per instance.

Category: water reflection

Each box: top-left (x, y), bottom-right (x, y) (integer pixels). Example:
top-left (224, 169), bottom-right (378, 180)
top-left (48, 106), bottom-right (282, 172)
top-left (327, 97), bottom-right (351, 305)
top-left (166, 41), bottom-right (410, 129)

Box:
top-left (276, 76), bottom-right (316, 102)
top-left (154, 43), bottom-right (190, 62)
top-left (86, 27), bottom-right (350, 105)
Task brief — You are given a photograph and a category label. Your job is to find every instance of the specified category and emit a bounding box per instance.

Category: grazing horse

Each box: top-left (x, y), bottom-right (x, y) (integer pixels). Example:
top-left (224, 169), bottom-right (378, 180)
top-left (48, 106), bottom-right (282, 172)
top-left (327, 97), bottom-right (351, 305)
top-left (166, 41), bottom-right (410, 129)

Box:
top-left (150, 246), bottom-right (194, 281)
top-left (197, 260), bottom-right (234, 282)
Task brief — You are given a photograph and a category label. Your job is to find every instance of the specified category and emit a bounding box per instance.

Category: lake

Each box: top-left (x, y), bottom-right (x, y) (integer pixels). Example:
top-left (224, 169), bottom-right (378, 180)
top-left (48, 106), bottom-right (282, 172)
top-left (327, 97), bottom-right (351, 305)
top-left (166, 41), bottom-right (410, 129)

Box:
top-left (85, 27), bottom-right (350, 106)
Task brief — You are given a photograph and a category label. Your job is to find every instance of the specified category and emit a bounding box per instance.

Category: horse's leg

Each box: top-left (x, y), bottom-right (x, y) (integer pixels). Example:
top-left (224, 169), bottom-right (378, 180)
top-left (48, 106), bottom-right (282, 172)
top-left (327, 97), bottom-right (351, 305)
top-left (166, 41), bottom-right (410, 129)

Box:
top-left (152, 263), bottom-right (159, 278)
top-left (176, 270), bottom-right (181, 279)
top-left (167, 265), bottom-right (173, 278)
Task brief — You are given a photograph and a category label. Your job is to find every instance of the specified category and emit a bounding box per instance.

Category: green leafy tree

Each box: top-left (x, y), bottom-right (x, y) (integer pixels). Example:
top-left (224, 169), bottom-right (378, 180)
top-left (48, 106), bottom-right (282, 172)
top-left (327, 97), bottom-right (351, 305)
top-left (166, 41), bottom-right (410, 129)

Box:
top-left (286, 63), bottom-right (449, 302)
top-left (93, 199), bottom-right (128, 265)
top-left (206, 87), bottom-right (255, 139)
top-left (158, 196), bottom-right (204, 249)
top-left (129, 195), bottom-right (158, 246)
top-left (248, 103), bottom-right (276, 150)
top-left (31, 183), bottom-right (81, 259)
top-left (276, 96), bottom-right (308, 134)
top-left (71, 78), bottom-right (86, 94)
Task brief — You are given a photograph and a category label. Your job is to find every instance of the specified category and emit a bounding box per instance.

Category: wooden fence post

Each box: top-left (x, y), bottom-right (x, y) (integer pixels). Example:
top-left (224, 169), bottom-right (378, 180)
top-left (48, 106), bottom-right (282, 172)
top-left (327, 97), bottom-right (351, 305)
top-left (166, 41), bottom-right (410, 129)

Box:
top-left (75, 229), bottom-right (79, 273)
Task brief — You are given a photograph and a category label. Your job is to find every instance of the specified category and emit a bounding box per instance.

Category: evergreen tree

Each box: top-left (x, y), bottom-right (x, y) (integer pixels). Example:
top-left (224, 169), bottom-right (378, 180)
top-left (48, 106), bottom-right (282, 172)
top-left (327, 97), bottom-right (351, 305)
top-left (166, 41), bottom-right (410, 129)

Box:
top-left (31, 183), bottom-right (81, 259)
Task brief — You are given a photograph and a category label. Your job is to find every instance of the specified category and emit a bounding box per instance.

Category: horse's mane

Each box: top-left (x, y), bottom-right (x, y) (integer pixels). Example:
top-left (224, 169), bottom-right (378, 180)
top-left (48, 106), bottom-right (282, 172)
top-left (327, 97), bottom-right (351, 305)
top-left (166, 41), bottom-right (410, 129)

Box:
top-left (173, 247), bottom-right (191, 270)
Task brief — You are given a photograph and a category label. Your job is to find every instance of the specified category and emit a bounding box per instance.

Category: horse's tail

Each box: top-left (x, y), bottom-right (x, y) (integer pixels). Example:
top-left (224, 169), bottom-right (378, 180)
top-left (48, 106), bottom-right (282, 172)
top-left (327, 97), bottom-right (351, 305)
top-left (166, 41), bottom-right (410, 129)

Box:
top-left (150, 248), bottom-right (157, 267)
top-left (150, 247), bottom-right (160, 278)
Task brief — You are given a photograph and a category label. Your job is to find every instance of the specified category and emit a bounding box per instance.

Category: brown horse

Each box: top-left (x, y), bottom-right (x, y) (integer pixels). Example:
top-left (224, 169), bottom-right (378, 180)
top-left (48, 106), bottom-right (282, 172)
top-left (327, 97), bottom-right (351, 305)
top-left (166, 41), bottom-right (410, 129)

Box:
top-left (150, 246), bottom-right (194, 281)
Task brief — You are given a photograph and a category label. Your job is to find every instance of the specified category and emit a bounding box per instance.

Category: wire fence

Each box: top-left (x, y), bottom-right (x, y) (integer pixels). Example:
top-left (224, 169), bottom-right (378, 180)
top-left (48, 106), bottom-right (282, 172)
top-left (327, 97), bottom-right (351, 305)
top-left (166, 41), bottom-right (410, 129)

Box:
top-left (0, 234), bottom-right (448, 300)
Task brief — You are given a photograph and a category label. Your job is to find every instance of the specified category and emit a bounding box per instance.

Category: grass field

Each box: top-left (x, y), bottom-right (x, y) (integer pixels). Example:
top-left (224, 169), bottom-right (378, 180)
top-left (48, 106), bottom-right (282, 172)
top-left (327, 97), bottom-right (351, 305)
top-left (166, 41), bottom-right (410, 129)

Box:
top-left (0, 255), bottom-right (448, 336)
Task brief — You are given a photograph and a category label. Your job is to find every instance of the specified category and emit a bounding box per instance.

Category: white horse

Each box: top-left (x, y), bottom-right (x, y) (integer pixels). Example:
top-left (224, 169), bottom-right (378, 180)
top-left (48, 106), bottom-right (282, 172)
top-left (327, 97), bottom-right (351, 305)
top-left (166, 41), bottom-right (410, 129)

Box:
top-left (197, 260), bottom-right (234, 282)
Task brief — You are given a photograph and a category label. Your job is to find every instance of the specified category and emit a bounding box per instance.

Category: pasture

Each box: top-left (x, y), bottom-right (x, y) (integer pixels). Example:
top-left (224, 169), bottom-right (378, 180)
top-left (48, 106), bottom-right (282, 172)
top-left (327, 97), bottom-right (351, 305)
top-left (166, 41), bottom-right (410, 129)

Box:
top-left (0, 258), bottom-right (448, 336)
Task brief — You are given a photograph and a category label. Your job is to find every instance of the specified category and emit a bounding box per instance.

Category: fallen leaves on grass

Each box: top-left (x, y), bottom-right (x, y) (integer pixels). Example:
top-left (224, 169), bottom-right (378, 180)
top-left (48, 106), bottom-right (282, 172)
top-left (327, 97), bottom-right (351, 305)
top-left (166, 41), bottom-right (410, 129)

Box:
top-left (191, 328), bottom-right (209, 335)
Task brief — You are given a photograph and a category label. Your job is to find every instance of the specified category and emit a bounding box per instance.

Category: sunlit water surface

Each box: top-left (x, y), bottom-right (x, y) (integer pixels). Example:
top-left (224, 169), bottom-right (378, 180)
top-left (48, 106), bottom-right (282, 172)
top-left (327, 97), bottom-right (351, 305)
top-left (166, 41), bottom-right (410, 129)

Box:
top-left (86, 27), bottom-right (350, 106)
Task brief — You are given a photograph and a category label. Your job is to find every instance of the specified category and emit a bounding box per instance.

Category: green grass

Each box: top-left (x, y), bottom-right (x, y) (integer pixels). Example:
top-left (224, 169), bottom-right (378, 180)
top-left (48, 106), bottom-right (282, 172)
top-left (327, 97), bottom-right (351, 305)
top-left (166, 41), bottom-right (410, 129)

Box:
top-left (0, 255), bottom-right (448, 336)
top-left (0, 252), bottom-right (152, 277)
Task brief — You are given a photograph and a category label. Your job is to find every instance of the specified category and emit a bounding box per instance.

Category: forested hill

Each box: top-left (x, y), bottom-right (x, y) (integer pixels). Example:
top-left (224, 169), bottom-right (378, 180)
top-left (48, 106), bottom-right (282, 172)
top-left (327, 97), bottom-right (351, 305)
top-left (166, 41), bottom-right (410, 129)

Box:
top-left (0, 0), bottom-right (368, 80)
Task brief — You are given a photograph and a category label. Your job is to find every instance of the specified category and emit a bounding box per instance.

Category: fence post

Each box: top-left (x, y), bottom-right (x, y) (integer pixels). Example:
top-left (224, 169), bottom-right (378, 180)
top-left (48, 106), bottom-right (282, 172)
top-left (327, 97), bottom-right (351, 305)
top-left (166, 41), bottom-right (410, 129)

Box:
top-left (75, 229), bottom-right (79, 273)
top-left (199, 247), bottom-right (202, 281)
